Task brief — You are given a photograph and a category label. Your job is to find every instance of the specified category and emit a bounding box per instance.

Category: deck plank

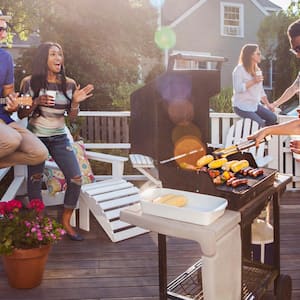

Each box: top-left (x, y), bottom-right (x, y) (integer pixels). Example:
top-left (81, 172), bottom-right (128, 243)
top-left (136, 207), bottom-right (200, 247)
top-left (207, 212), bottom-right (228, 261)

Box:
top-left (0, 190), bottom-right (299, 299)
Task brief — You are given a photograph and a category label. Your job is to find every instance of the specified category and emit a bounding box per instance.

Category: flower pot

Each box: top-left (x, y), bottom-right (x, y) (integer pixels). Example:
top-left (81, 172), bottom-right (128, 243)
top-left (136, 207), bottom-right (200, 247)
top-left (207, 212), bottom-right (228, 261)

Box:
top-left (2, 244), bottom-right (51, 289)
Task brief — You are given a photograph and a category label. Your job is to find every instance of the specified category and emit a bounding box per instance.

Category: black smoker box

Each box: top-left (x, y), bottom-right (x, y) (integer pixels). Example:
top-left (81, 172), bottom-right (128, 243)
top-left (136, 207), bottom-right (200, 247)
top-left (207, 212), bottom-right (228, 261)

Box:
top-left (130, 69), bottom-right (221, 162)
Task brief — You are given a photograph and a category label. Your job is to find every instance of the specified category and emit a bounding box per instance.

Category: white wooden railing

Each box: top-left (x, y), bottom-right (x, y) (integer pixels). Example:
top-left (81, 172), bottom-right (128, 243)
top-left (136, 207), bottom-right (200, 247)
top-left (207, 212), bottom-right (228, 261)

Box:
top-left (1, 111), bottom-right (300, 201)
top-left (77, 111), bottom-right (300, 189)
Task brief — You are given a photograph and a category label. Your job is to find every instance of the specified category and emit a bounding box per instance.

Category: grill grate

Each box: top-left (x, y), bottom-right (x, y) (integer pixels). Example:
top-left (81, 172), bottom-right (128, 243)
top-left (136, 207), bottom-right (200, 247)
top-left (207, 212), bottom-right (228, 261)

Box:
top-left (167, 260), bottom-right (204, 300)
top-left (167, 259), bottom-right (275, 299)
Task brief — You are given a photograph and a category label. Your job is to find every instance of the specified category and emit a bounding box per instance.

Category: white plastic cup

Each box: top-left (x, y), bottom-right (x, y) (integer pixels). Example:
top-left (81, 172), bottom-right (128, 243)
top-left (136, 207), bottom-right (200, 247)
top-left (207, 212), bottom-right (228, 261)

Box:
top-left (255, 70), bottom-right (263, 83)
top-left (46, 90), bottom-right (56, 99)
top-left (290, 135), bottom-right (300, 160)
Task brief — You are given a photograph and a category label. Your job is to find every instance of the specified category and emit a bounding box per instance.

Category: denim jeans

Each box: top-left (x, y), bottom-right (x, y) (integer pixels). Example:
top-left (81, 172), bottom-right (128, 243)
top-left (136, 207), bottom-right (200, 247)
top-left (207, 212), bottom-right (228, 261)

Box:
top-left (233, 104), bottom-right (277, 127)
top-left (27, 134), bottom-right (82, 209)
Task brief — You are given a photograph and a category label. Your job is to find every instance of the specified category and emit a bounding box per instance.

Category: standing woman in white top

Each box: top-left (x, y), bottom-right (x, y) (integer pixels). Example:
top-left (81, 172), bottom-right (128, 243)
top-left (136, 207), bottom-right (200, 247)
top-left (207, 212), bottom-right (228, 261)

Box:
top-left (232, 44), bottom-right (277, 127)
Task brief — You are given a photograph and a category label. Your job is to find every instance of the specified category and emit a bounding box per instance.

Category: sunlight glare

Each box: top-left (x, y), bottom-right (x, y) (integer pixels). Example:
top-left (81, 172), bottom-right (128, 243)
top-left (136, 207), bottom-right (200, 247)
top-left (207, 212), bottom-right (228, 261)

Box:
top-left (154, 26), bottom-right (176, 49)
top-left (150, 0), bottom-right (165, 9)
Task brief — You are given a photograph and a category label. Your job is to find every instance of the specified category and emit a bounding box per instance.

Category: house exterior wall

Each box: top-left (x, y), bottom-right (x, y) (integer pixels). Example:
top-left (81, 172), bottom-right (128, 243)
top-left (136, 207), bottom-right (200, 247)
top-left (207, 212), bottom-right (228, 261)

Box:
top-left (164, 0), bottom-right (270, 89)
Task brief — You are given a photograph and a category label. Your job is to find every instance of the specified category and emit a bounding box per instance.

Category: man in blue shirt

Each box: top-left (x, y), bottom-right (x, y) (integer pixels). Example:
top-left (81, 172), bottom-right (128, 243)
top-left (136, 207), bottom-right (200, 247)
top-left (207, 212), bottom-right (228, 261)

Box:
top-left (0, 10), bottom-right (48, 169)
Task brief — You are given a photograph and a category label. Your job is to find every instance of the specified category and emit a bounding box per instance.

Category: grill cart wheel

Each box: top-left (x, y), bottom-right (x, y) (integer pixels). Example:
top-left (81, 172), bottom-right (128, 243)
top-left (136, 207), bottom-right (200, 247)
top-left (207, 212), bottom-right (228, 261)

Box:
top-left (275, 274), bottom-right (292, 300)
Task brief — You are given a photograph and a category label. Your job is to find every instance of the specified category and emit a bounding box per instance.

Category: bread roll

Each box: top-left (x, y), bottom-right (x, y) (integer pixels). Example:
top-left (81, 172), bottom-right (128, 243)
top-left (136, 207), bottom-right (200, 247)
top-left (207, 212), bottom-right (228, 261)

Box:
top-left (153, 194), bottom-right (187, 207)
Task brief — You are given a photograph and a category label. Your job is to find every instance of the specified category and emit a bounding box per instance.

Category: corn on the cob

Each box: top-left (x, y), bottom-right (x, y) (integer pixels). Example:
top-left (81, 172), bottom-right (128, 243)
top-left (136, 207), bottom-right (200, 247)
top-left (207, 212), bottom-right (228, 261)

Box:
top-left (196, 155), bottom-right (214, 168)
top-left (221, 160), bottom-right (239, 171)
top-left (208, 157), bottom-right (227, 169)
top-left (230, 160), bottom-right (249, 173)
top-left (153, 194), bottom-right (187, 207)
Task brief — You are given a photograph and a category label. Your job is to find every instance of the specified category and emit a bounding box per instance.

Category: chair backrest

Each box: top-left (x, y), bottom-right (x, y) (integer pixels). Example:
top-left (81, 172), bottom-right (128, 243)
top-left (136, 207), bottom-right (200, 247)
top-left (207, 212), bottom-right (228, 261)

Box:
top-left (224, 118), bottom-right (265, 162)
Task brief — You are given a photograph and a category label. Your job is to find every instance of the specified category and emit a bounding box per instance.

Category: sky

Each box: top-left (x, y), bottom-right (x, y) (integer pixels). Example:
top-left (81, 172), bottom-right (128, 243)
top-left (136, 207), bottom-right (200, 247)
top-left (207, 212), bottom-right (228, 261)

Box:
top-left (271, 0), bottom-right (291, 10)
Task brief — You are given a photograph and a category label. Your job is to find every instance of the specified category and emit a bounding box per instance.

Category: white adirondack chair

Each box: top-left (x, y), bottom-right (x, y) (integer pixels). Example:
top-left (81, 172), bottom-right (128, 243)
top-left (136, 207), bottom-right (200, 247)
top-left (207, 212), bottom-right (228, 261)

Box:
top-left (224, 118), bottom-right (273, 167)
top-left (0, 114), bottom-right (28, 202)
top-left (42, 127), bottom-right (149, 242)
top-left (129, 154), bottom-right (162, 189)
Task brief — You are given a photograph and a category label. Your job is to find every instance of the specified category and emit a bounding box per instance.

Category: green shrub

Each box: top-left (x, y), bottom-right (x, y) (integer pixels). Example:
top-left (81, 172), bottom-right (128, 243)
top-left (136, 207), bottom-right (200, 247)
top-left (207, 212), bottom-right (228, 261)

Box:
top-left (110, 82), bottom-right (144, 110)
top-left (210, 87), bottom-right (234, 113)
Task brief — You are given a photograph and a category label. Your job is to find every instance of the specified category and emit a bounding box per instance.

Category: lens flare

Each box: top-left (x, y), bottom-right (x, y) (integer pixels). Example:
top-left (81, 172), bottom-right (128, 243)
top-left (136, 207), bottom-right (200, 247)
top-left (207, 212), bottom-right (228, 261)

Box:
top-left (156, 73), bottom-right (192, 102)
top-left (167, 99), bottom-right (194, 125)
top-left (154, 26), bottom-right (176, 50)
top-left (173, 135), bottom-right (206, 166)
top-left (172, 123), bottom-right (202, 145)
top-left (150, 0), bottom-right (165, 8)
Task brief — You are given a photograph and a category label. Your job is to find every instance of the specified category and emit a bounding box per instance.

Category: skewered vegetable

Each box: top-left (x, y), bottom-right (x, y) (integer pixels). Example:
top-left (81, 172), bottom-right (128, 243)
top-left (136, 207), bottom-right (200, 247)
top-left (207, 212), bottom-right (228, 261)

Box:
top-left (208, 169), bottom-right (221, 178)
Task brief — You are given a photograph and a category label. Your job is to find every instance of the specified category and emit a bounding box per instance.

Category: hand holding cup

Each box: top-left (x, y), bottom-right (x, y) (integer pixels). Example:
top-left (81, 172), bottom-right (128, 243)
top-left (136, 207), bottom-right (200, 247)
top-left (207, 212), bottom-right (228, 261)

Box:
top-left (290, 135), bottom-right (300, 161)
top-left (254, 70), bottom-right (263, 83)
top-left (39, 90), bottom-right (56, 107)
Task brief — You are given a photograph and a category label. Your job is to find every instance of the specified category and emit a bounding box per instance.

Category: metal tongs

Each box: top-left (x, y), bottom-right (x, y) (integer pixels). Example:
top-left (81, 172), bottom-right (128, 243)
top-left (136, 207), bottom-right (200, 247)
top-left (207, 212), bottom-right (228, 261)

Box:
top-left (212, 135), bottom-right (271, 158)
top-left (160, 148), bottom-right (204, 164)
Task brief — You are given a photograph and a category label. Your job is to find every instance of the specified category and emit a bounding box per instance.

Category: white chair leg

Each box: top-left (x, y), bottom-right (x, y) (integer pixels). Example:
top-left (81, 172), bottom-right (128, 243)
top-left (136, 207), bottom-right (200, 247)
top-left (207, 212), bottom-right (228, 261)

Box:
top-left (79, 196), bottom-right (90, 231)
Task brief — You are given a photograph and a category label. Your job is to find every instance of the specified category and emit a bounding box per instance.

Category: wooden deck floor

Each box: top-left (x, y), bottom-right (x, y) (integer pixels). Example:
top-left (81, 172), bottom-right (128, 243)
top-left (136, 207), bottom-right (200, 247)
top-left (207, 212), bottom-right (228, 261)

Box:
top-left (0, 189), bottom-right (300, 300)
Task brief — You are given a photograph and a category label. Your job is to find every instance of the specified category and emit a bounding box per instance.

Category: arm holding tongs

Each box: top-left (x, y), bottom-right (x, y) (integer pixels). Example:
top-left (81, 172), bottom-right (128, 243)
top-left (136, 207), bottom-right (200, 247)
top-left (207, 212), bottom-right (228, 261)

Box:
top-left (213, 135), bottom-right (271, 158)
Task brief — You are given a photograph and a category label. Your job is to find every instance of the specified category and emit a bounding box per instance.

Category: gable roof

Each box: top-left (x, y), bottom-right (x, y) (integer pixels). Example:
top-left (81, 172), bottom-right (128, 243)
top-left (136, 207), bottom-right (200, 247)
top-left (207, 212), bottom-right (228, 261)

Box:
top-left (164, 0), bottom-right (282, 28)
top-left (256, 0), bottom-right (282, 11)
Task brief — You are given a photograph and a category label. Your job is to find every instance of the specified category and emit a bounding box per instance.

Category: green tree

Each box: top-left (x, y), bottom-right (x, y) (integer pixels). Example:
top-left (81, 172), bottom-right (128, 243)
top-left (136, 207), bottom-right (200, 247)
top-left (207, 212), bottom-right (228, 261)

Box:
top-left (0, 1), bottom-right (55, 41)
top-left (2, 0), bottom-right (161, 110)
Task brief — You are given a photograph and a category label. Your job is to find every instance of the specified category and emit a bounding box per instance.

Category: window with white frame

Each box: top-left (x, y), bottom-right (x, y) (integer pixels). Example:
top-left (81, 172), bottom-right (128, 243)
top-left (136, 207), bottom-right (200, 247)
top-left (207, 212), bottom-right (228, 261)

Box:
top-left (221, 2), bottom-right (244, 37)
top-left (171, 51), bottom-right (217, 70)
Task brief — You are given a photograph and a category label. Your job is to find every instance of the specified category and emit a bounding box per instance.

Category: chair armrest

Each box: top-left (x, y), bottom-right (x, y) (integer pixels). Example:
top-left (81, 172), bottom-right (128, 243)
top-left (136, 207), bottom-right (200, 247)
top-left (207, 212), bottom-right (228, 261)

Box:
top-left (86, 151), bottom-right (128, 178)
top-left (44, 151), bottom-right (128, 179)
top-left (0, 167), bottom-right (11, 182)
top-left (85, 151), bottom-right (128, 164)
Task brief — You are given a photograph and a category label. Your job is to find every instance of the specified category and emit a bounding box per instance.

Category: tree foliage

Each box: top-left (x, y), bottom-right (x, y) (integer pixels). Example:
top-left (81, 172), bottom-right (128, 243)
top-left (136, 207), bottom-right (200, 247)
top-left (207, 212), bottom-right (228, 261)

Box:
top-left (0, 1), bottom-right (54, 41)
top-left (1, 0), bottom-right (161, 110)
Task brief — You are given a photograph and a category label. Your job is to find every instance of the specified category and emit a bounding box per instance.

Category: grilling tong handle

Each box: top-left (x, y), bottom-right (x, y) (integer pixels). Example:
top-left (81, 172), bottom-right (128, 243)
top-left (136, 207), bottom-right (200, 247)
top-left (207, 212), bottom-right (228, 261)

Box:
top-left (159, 136), bottom-right (271, 164)
top-left (213, 135), bottom-right (271, 158)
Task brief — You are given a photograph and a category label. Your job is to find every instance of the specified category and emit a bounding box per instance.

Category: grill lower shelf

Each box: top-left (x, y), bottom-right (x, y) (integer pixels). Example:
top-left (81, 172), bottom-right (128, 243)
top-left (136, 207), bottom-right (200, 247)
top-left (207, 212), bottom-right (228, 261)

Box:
top-left (167, 259), bottom-right (276, 300)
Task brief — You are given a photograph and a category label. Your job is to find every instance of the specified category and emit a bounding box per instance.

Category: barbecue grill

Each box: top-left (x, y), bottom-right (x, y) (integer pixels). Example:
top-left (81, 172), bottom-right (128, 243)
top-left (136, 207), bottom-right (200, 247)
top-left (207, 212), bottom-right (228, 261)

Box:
top-left (157, 151), bottom-right (277, 210)
top-left (129, 63), bottom-right (292, 298)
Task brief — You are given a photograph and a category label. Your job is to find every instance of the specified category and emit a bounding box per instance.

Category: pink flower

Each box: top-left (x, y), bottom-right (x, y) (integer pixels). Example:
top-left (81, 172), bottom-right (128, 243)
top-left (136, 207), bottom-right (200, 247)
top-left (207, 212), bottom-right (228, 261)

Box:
top-left (0, 202), bottom-right (6, 215)
top-left (0, 198), bottom-right (65, 255)
top-left (28, 199), bottom-right (45, 213)
top-left (5, 199), bottom-right (22, 213)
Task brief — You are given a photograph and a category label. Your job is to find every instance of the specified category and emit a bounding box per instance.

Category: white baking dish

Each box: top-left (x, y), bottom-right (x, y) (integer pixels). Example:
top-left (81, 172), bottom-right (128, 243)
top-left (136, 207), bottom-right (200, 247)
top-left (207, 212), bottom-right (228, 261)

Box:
top-left (140, 188), bottom-right (228, 225)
